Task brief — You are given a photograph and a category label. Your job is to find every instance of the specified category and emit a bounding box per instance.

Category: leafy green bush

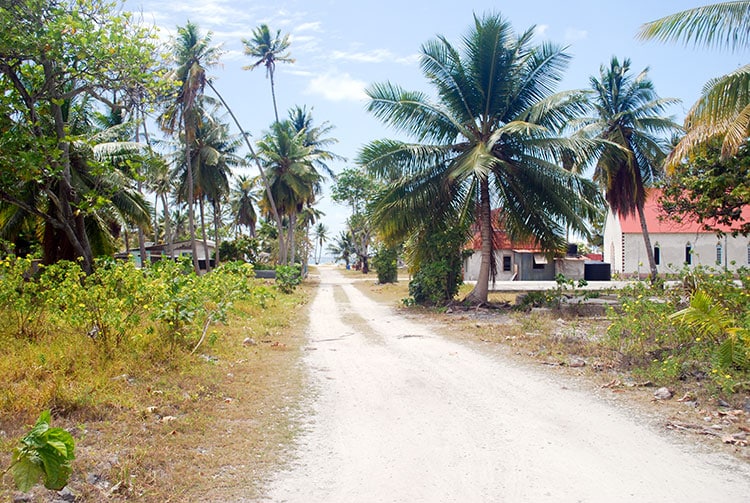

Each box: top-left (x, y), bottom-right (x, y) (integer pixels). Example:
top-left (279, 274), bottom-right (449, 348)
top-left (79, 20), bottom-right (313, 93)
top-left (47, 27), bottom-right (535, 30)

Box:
top-left (409, 261), bottom-right (460, 305)
top-left (372, 245), bottom-right (398, 284)
top-left (6, 410), bottom-right (75, 492)
top-left (275, 265), bottom-right (301, 294)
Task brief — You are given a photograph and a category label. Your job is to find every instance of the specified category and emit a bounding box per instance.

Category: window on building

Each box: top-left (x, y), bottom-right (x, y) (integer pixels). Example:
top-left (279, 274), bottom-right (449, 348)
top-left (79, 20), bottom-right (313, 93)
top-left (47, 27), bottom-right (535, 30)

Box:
top-left (685, 243), bottom-right (692, 265)
top-left (502, 256), bottom-right (512, 272)
top-left (747, 243), bottom-right (750, 265)
top-left (653, 245), bottom-right (660, 265)
top-left (532, 253), bottom-right (547, 270)
top-left (716, 243), bottom-right (723, 265)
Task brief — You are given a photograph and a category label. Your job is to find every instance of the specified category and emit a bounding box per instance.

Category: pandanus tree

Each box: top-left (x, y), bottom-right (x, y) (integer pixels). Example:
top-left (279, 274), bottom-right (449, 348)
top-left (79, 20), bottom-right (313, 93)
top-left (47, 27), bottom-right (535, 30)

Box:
top-left (574, 57), bottom-right (680, 282)
top-left (359, 12), bottom-right (601, 304)
top-left (638, 1), bottom-right (750, 166)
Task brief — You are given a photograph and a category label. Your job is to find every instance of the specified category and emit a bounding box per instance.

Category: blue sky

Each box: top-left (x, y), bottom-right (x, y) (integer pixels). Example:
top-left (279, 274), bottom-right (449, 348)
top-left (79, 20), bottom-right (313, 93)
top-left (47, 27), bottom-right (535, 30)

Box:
top-left (124, 0), bottom-right (747, 241)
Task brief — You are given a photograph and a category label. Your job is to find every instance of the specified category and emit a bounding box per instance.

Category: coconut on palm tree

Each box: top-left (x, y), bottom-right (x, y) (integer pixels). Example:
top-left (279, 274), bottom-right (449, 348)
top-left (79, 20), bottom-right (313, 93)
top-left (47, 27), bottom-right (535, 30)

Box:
top-left (243, 24), bottom-right (294, 123)
top-left (359, 12), bottom-right (601, 304)
top-left (574, 57), bottom-right (680, 282)
top-left (638, 2), bottom-right (750, 166)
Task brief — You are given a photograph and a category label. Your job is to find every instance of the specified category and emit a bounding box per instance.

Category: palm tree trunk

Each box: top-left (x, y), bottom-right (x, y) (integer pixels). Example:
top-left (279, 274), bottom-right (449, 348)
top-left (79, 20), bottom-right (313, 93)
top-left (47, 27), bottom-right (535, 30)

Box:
top-left (205, 80), bottom-right (286, 264)
top-left (287, 213), bottom-right (296, 265)
top-left (466, 178), bottom-right (492, 304)
top-left (637, 202), bottom-right (658, 282)
top-left (213, 199), bottom-right (221, 266)
top-left (160, 193), bottom-right (173, 259)
top-left (270, 70), bottom-right (280, 124)
top-left (184, 113), bottom-right (200, 274)
top-left (135, 121), bottom-right (148, 268)
top-left (199, 198), bottom-right (211, 272)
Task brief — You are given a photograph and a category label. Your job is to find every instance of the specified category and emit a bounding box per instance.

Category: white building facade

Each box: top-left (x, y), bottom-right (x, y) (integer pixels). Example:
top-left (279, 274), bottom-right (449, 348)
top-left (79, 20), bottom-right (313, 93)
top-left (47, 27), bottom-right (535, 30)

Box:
top-left (603, 194), bottom-right (750, 277)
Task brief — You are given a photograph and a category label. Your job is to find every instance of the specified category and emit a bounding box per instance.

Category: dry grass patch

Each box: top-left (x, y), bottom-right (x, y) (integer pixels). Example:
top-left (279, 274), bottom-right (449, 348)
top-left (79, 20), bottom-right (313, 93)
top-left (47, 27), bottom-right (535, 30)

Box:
top-left (0, 277), bottom-right (314, 502)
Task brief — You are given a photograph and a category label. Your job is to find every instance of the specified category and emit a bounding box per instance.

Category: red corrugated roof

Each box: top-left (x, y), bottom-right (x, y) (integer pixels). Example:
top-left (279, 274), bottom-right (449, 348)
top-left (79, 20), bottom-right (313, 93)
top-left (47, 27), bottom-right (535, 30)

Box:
top-left (466, 209), bottom-right (542, 251)
top-left (618, 190), bottom-right (750, 234)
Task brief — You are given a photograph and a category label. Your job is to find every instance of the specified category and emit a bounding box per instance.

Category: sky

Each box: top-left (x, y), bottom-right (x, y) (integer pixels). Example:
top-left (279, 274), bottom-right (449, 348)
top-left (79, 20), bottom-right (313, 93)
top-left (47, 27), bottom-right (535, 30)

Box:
top-left (123, 0), bottom-right (748, 243)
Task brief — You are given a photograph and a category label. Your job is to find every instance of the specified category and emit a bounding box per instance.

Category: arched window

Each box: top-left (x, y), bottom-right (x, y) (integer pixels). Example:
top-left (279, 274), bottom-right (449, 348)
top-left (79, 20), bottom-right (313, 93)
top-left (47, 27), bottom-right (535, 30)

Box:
top-left (716, 242), bottom-right (723, 265)
top-left (685, 242), bottom-right (692, 265)
top-left (653, 244), bottom-right (660, 265)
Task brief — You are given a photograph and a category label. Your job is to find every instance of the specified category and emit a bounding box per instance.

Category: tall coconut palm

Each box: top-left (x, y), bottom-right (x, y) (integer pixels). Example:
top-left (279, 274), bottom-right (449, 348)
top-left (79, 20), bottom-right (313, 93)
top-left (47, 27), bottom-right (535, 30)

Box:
top-left (161, 21), bottom-right (221, 273)
top-left (575, 57), bottom-right (680, 281)
top-left (359, 12), bottom-right (601, 304)
top-left (638, 2), bottom-right (750, 165)
top-left (243, 24), bottom-right (294, 123)
top-left (231, 175), bottom-right (259, 237)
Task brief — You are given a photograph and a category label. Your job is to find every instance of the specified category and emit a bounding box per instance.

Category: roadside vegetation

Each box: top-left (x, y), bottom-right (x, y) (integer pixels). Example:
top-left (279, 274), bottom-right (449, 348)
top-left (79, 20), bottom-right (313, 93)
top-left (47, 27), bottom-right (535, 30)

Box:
top-left (0, 257), bottom-right (312, 501)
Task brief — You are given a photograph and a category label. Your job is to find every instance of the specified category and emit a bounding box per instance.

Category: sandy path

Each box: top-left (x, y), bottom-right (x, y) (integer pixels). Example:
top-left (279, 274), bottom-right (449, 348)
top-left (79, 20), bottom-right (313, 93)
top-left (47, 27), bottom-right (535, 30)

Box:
top-left (264, 267), bottom-right (750, 502)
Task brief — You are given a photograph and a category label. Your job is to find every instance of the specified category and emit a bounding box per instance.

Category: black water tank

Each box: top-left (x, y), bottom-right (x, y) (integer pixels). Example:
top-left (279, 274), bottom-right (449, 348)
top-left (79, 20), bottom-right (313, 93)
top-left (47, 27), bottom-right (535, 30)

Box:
top-left (584, 261), bottom-right (611, 281)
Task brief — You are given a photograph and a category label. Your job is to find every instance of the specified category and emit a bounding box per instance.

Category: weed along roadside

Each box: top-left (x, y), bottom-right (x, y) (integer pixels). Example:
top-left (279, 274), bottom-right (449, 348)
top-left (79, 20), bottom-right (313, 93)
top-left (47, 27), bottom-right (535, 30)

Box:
top-left (0, 258), bottom-right (313, 502)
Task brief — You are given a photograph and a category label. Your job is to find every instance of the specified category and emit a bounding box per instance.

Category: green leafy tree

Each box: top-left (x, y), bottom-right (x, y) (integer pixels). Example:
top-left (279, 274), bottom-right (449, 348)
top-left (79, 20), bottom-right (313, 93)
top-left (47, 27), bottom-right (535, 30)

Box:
top-left (243, 24), bottom-right (294, 123)
top-left (0, 0), bottom-right (162, 273)
top-left (359, 12), bottom-right (600, 303)
top-left (638, 2), bottom-right (750, 165)
top-left (576, 57), bottom-right (680, 281)
top-left (327, 231), bottom-right (355, 268)
top-left (660, 139), bottom-right (750, 236)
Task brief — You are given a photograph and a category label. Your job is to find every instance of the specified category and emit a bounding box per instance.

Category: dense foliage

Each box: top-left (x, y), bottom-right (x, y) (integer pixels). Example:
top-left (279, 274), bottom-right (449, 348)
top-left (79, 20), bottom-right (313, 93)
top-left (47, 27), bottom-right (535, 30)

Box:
top-left (0, 257), bottom-right (276, 414)
top-left (660, 140), bottom-right (750, 236)
top-left (371, 245), bottom-right (398, 284)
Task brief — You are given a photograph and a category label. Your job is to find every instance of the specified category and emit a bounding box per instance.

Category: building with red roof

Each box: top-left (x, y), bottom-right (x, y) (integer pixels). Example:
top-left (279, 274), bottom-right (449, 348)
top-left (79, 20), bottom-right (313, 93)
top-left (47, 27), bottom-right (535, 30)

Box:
top-left (603, 190), bottom-right (750, 277)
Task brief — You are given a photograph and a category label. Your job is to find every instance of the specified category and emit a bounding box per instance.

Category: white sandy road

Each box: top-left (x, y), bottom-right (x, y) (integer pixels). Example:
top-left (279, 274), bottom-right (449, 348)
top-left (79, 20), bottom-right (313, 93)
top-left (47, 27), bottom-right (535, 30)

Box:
top-left (263, 267), bottom-right (750, 502)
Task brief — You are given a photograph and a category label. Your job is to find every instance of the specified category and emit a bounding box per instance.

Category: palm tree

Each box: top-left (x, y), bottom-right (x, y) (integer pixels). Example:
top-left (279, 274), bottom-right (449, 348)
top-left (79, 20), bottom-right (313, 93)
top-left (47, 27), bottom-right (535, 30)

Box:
top-left (575, 57), bottom-right (680, 281)
top-left (256, 120), bottom-right (325, 265)
top-left (243, 24), bottom-right (294, 123)
top-left (359, 12), bottom-right (600, 304)
top-left (231, 175), bottom-right (259, 237)
top-left (173, 102), bottom-right (241, 269)
top-left (313, 222), bottom-right (329, 264)
top-left (161, 21), bottom-right (221, 273)
top-left (327, 231), bottom-right (355, 269)
top-left (638, 2), bottom-right (750, 165)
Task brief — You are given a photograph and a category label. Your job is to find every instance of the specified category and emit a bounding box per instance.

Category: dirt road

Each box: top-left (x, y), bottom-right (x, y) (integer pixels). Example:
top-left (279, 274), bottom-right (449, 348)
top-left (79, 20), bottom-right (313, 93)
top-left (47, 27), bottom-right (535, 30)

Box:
top-left (263, 267), bottom-right (750, 502)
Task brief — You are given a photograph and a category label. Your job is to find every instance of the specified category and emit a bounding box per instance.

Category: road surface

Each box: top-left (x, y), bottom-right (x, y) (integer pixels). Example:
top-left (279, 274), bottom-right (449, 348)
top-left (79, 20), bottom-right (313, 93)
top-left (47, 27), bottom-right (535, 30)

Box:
top-left (264, 267), bottom-right (750, 502)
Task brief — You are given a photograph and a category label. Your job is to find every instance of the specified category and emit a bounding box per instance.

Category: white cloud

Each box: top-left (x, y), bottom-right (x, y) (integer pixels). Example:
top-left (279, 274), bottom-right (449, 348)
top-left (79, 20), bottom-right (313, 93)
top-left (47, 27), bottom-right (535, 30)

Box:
top-left (564, 28), bottom-right (588, 42)
top-left (305, 72), bottom-right (368, 102)
top-left (534, 24), bottom-right (549, 38)
top-left (330, 48), bottom-right (418, 65)
top-left (295, 22), bottom-right (322, 33)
